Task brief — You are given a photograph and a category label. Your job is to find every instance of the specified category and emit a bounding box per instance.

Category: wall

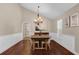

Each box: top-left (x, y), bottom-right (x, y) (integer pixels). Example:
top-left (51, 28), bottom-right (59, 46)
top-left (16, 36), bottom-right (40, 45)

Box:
top-left (51, 20), bottom-right (57, 32)
top-left (0, 3), bottom-right (23, 53)
top-left (0, 3), bottom-right (22, 36)
top-left (51, 4), bottom-right (79, 53)
top-left (62, 4), bottom-right (79, 53)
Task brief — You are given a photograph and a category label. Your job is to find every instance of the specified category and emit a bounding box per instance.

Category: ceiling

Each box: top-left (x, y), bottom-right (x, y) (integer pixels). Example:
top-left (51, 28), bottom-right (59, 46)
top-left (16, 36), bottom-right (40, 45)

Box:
top-left (20, 3), bottom-right (77, 20)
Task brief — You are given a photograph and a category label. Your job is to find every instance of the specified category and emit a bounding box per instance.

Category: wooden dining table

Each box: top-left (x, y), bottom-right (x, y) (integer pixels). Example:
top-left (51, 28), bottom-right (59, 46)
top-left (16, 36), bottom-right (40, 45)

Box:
top-left (31, 31), bottom-right (50, 50)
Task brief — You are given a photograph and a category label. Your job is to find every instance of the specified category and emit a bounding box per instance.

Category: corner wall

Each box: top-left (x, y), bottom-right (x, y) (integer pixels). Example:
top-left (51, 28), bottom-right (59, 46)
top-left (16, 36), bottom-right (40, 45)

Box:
top-left (51, 4), bottom-right (79, 53)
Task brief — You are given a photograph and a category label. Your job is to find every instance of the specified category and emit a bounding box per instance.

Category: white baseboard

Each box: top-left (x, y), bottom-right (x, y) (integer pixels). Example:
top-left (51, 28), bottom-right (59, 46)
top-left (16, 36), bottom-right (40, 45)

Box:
top-left (0, 33), bottom-right (23, 54)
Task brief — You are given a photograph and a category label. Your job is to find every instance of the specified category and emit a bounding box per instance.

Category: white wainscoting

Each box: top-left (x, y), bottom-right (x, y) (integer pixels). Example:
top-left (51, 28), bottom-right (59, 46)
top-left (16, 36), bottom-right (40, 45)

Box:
top-left (49, 32), bottom-right (79, 55)
top-left (0, 33), bottom-right (23, 54)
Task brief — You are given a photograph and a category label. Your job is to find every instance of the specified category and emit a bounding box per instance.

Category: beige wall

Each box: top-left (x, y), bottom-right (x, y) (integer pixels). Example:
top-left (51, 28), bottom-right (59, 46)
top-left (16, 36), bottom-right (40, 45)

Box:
top-left (51, 4), bottom-right (79, 53)
top-left (50, 20), bottom-right (57, 32)
top-left (63, 4), bottom-right (79, 53)
top-left (0, 3), bottom-right (22, 36)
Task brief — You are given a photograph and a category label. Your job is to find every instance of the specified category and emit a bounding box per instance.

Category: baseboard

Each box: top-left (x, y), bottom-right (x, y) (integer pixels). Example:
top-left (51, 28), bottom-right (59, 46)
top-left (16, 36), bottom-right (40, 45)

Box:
top-left (0, 33), bottom-right (23, 54)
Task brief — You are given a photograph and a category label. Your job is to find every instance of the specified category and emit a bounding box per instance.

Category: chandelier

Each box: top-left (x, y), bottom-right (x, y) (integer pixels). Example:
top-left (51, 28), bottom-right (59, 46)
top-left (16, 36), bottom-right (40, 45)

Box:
top-left (34, 6), bottom-right (43, 25)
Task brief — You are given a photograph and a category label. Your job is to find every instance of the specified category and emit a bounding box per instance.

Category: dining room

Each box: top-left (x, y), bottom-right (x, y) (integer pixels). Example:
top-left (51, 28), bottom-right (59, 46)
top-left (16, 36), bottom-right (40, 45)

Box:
top-left (0, 3), bottom-right (79, 55)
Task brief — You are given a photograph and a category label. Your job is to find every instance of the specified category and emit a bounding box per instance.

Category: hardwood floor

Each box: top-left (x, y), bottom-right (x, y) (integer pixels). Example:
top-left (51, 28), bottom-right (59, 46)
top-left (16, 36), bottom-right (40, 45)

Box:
top-left (1, 40), bottom-right (74, 55)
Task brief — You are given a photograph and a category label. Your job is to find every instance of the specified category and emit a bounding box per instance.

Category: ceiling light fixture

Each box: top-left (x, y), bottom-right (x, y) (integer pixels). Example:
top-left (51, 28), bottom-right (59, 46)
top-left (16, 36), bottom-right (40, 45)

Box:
top-left (34, 6), bottom-right (43, 25)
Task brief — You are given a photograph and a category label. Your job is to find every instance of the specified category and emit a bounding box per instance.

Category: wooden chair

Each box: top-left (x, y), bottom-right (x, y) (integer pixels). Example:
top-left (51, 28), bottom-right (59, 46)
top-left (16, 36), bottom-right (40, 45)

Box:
top-left (32, 41), bottom-right (39, 51)
top-left (47, 39), bottom-right (51, 50)
top-left (42, 39), bottom-right (51, 50)
top-left (42, 41), bottom-right (47, 50)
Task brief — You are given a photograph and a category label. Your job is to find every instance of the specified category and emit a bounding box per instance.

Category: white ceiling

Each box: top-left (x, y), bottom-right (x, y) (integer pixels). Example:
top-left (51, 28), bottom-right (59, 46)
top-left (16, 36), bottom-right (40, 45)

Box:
top-left (21, 3), bottom-right (77, 20)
